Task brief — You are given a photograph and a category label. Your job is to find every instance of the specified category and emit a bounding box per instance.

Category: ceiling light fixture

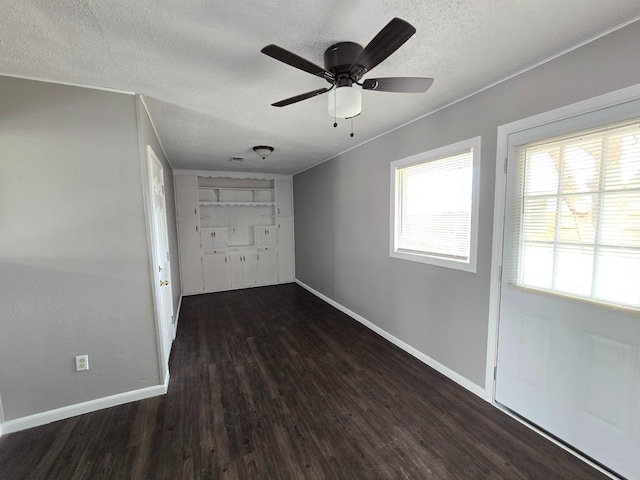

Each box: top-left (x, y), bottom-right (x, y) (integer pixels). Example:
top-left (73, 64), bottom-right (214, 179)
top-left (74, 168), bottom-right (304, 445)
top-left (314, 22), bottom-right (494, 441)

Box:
top-left (328, 86), bottom-right (361, 119)
top-left (253, 146), bottom-right (274, 160)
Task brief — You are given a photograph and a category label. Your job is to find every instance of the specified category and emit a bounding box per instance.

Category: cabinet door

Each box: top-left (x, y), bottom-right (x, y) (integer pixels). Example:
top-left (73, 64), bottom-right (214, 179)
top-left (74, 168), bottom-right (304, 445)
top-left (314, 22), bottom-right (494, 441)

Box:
top-left (275, 179), bottom-right (293, 217)
top-left (278, 248), bottom-right (295, 283)
top-left (255, 249), bottom-right (278, 285)
top-left (177, 218), bottom-right (203, 294)
top-left (212, 227), bottom-right (227, 248)
top-left (243, 253), bottom-right (256, 286)
top-left (203, 254), bottom-right (230, 292)
top-left (174, 175), bottom-right (199, 218)
top-left (201, 228), bottom-right (215, 250)
top-left (255, 226), bottom-right (276, 246)
top-left (277, 217), bottom-right (294, 250)
top-left (229, 253), bottom-right (244, 288)
top-left (265, 226), bottom-right (277, 245)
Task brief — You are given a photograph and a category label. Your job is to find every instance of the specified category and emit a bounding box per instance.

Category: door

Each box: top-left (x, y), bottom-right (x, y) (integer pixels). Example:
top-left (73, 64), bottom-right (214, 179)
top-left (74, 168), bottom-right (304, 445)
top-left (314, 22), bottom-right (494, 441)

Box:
top-left (177, 218), bottom-right (203, 294)
top-left (146, 147), bottom-right (175, 371)
top-left (495, 113), bottom-right (640, 478)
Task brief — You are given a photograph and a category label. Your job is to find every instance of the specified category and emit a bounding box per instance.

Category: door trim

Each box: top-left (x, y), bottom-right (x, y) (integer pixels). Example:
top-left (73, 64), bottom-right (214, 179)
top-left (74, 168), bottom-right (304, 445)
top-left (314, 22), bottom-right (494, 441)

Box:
top-left (140, 144), bottom-right (172, 381)
top-left (486, 82), bottom-right (640, 402)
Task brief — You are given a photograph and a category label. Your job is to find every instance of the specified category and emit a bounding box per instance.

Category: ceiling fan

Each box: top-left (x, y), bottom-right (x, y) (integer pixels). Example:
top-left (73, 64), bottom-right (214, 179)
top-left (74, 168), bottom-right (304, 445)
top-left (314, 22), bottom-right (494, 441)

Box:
top-left (261, 18), bottom-right (434, 122)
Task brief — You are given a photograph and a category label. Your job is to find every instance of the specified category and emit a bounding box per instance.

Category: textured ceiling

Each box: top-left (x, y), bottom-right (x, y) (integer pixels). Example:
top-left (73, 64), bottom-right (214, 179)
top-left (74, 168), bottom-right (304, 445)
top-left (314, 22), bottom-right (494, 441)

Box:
top-left (2, 1), bottom-right (640, 174)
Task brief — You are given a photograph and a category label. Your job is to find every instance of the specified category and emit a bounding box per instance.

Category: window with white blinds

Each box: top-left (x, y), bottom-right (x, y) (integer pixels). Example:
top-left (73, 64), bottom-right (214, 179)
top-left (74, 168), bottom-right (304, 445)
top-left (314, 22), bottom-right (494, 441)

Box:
top-left (512, 119), bottom-right (640, 309)
top-left (390, 137), bottom-right (481, 272)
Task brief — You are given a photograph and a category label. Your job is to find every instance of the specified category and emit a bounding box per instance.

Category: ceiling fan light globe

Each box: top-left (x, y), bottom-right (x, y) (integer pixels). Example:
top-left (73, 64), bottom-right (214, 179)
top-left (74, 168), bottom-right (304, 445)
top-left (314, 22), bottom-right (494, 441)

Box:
top-left (328, 87), bottom-right (361, 119)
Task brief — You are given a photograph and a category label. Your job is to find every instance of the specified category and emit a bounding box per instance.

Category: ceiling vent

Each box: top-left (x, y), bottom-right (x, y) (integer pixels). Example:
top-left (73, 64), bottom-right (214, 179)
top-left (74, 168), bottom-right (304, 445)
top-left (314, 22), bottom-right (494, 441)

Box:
top-left (229, 156), bottom-right (244, 163)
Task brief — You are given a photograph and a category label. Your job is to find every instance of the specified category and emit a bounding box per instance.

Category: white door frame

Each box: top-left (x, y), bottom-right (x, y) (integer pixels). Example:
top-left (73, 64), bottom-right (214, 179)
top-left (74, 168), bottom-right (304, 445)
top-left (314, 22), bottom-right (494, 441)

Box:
top-left (486, 82), bottom-right (640, 403)
top-left (141, 145), bottom-right (174, 383)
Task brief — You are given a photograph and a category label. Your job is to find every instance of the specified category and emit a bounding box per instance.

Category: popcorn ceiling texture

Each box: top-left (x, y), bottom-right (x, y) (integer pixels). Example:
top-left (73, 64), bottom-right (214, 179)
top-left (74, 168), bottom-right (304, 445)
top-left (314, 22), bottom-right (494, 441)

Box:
top-left (1, 0), bottom-right (639, 174)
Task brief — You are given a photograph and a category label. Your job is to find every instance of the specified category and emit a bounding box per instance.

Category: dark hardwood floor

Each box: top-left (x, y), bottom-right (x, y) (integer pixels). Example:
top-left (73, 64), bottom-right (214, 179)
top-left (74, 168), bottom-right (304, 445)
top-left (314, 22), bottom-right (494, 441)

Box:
top-left (0, 284), bottom-right (608, 479)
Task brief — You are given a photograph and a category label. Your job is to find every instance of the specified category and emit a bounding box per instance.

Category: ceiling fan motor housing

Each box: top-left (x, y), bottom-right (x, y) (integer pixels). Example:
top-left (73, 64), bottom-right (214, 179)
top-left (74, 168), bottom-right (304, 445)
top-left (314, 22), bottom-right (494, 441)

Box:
top-left (324, 42), bottom-right (363, 77)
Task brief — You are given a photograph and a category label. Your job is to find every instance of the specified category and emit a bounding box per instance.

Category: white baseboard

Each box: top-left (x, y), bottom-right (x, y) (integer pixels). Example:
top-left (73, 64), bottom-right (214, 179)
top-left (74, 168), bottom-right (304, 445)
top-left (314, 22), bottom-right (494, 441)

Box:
top-left (295, 279), bottom-right (486, 399)
top-left (1, 371), bottom-right (169, 435)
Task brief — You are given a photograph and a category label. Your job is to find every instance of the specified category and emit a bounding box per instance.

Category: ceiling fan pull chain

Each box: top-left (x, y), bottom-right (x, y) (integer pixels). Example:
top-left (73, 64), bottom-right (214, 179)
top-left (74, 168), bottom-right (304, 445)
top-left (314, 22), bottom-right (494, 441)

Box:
top-left (350, 117), bottom-right (354, 138)
top-left (333, 88), bottom-right (338, 128)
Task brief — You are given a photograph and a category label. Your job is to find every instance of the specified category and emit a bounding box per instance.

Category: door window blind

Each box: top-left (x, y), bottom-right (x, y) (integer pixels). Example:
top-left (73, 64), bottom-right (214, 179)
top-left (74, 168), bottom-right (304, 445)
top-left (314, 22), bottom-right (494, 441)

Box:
top-left (510, 120), bottom-right (640, 309)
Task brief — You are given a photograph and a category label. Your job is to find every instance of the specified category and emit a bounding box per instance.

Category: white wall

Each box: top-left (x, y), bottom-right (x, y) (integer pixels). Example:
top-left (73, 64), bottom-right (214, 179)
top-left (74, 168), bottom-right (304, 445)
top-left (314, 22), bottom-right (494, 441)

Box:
top-left (293, 21), bottom-right (640, 389)
top-left (0, 76), bottom-right (161, 421)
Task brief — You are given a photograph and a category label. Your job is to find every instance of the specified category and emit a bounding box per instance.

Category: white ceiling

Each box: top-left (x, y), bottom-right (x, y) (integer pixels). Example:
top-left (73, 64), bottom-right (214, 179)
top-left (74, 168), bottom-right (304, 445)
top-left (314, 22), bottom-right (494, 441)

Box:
top-left (2, 1), bottom-right (640, 174)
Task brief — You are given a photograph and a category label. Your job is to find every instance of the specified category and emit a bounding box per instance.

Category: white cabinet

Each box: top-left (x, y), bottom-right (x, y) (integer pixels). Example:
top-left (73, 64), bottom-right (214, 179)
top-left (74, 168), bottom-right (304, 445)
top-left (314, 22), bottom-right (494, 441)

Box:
top-left (255, 248), bottom-right (278, 285)
top-left (275, 179), bottom-right (293, 217)
top-left (201, 227), bottom-right (227, 251)
top-left (203, 253), bottom-right (230, 291)
top-left (174, 172), bottom-right (294, 294)
top-left (177, 218), bottom-right (203, 294)
top-left (175, 175), bottom-right (199, 218)
top-left (230, 252), bottom-right (255, 288)
top-left (255, 225), bottom-right (277, 246)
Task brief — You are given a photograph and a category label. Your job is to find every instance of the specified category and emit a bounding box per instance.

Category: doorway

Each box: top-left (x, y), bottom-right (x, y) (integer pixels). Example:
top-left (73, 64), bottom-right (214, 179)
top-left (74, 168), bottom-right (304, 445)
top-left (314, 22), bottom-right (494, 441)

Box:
top-left (145, 146), bottom-right (175, 379)
top-left (489, 87), bottom-right (640, 479)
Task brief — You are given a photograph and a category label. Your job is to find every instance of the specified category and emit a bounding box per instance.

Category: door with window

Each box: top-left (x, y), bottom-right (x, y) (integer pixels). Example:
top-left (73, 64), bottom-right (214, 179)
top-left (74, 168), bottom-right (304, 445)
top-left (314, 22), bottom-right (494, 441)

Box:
top-left (496, 110), bottom-right (640, 478)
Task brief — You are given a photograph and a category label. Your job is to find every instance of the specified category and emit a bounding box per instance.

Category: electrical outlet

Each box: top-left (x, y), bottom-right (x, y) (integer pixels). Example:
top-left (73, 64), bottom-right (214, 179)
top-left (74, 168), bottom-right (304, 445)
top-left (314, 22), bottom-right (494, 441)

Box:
top-left (75, 355), bottom-right (89, 372)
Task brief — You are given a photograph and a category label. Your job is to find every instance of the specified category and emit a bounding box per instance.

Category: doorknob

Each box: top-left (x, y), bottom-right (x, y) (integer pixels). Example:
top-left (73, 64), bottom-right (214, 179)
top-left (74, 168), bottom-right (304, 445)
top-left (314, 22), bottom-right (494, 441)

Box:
top-left (160, 280), bottom-right (169, 286)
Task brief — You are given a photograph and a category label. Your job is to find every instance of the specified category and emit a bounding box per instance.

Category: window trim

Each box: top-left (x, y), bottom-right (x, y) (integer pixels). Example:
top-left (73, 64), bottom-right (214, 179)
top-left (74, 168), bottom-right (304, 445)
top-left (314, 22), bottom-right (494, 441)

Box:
top-left (389, 136), bottom-right (481, 272)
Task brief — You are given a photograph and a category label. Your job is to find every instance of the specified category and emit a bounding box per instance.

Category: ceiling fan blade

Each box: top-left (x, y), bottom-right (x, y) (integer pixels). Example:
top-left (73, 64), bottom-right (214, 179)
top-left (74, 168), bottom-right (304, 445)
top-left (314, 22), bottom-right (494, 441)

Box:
top-left (350, 18), bottom-right (416, 77)
top-left (362, 77), bottom-right (434, 93)
top-left (271, 88), bottom-right (330, 107)
top-left (261, 44), bottom-right (333, 81)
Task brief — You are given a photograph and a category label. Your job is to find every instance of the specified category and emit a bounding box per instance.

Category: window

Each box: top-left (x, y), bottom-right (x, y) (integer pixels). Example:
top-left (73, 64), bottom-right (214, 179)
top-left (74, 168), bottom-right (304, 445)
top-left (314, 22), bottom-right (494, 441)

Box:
top-left (512, 119), bottom-right (640, 309)
top-left (390, 137), bottom-right (481, 272)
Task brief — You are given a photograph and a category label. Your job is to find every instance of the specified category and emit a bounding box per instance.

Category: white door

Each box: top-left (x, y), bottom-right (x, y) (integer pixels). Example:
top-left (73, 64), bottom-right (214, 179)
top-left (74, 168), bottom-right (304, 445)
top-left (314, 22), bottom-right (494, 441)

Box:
top-left (146, 147), bottom-right (175, 370)
top-left (495, 112), bottom-right (640, 478)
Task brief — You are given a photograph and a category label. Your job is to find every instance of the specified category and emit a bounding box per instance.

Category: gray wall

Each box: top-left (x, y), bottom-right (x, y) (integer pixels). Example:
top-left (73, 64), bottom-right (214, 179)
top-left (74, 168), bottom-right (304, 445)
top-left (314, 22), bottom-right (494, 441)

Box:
top-left (0, 77), bottom-right (161, 421)
top-left (294, 21), bottom-right (640, 388)
top-left (136, 96), bottom-right (182, 317)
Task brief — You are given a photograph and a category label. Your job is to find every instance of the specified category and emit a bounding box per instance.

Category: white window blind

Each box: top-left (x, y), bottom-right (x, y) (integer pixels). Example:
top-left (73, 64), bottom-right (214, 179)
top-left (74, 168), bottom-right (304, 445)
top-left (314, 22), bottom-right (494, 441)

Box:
top-left (511, 119), bottom-right (640, 309)
top-left (395, 149), bottom-right (474, 260)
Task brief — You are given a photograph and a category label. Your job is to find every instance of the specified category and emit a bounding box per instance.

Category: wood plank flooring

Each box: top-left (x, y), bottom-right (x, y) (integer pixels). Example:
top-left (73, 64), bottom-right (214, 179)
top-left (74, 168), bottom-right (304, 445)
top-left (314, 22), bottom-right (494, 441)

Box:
top-left (0, 284), bottom-right (609, 479)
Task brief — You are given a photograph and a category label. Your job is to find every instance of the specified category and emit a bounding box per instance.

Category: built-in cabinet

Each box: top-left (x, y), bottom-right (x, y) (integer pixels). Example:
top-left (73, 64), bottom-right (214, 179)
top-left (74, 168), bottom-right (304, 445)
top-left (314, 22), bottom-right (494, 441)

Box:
top-left (174, 172), bottom-right (295, 295)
